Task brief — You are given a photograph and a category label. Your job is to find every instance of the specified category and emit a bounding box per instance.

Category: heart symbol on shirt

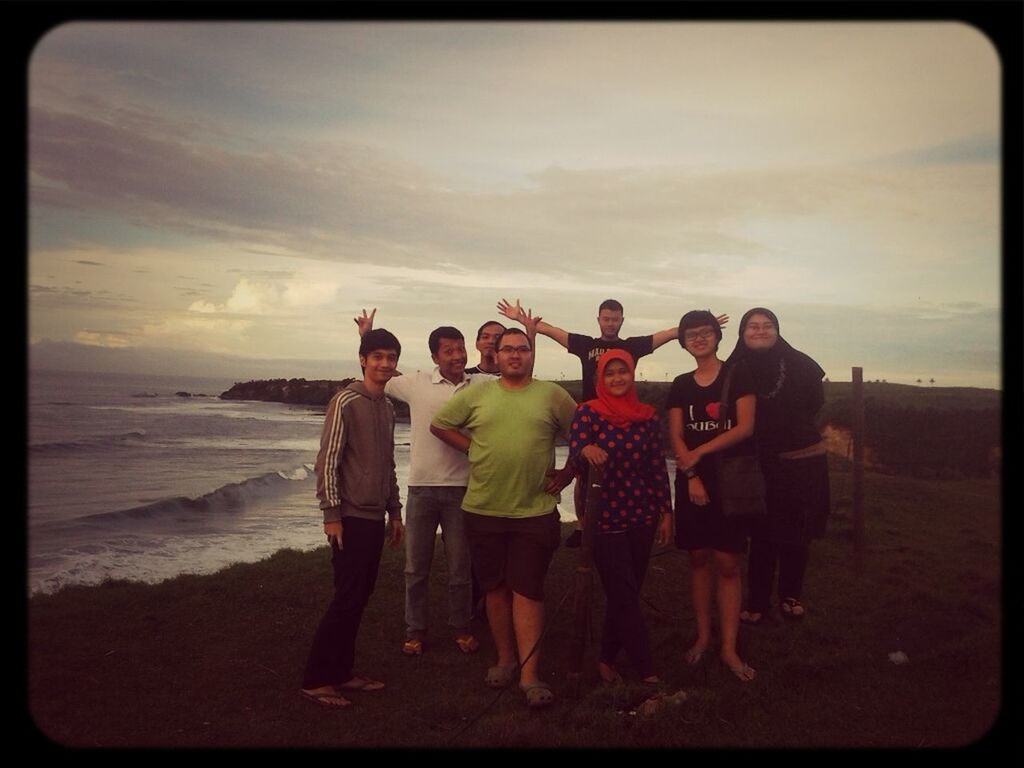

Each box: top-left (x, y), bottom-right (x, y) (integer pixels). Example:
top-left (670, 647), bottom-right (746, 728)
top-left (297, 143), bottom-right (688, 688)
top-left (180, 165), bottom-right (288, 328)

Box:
top-left (705, 402), bottom-right (721, 420)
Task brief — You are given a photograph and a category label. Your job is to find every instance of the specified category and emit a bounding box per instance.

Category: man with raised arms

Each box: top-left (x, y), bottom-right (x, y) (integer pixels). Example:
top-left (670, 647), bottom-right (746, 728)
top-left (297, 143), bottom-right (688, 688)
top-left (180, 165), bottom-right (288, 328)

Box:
top-left (430, 321), bottom-right (576, 709)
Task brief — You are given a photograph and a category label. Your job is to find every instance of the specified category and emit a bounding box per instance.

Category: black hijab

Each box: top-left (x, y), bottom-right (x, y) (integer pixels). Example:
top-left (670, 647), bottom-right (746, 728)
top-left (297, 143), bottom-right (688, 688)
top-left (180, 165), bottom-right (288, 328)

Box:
top-left (726, 307), bottom-right (825, 400)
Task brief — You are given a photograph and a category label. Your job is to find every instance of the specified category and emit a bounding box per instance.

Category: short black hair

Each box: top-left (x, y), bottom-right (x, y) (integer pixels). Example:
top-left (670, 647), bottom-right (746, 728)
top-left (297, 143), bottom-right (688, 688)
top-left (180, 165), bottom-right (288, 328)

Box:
top-left (475, 320), bottom-right (506, 340)
top-left (359, 328), bottom-right (401, 359)
top-left (495, 327), bottom-right (530, 351)
top-left (678, 310), bottom-right (722, 350)
top-left (428, 326), bottom-right (464, 355)
top-left (598, 299), bottom-right (623, 314)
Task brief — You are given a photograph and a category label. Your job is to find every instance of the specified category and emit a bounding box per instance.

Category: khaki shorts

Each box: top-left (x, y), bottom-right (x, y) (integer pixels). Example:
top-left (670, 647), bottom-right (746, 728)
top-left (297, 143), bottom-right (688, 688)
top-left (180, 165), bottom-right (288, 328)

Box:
top-left (464, 510), bottom-right (560, 601)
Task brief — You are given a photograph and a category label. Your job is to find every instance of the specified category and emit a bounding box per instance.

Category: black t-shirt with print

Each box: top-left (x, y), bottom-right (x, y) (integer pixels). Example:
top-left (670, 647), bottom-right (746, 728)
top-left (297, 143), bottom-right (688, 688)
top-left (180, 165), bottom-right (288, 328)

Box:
top-left (666, 362), bottom-right (756, 460)
top-left (567, 333), bottom-right (655, 401)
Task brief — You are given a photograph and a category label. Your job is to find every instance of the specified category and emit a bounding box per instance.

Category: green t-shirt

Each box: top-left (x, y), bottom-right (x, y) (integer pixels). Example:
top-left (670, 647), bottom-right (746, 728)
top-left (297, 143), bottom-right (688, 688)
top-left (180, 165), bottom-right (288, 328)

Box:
top-left (432, 379), bottom-right (577, 518)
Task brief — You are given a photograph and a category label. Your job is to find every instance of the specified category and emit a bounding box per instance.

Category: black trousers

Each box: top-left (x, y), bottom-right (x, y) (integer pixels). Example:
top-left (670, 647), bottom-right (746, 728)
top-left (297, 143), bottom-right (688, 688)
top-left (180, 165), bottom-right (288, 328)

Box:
top-left (746, 533), bottom-right (809, 613)
top-left (591, 523), bottom-right (657, 678)
top-left (301, 517), bottom-right (386, 689)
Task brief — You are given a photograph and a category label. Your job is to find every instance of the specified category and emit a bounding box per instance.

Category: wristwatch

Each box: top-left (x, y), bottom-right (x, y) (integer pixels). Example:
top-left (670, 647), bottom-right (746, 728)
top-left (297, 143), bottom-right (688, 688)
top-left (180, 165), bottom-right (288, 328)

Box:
top-left (684, 468), bottom-right (698, 479)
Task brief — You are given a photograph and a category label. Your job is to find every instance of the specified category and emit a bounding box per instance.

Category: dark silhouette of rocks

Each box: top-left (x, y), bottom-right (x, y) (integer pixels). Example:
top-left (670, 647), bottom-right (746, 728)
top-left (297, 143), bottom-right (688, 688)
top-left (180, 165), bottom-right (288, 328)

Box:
top-left (219, 378), bottom-right (409, 419)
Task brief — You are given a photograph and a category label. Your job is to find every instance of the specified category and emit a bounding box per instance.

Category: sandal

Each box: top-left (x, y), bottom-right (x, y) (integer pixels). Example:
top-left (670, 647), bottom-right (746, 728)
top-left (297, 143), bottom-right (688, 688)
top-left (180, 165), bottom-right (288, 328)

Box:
top-left (300, 688), bottom-right (353, 709)
top-left (484, 663), bottom-right (518, 689)
top-left (725, 662), bottom-right (757, 682)
top-left (684, 645), bottom-right (708, 666)
top-left (455, 634), bottom-right (480, 654)
top-left (402, 638), bottom-right (424, 656)
top-left (740, 609), bottom-right (770, 627)
top-left (336, 676), bottom-right (385, 692)
top-left (780, 598), bottom-right (805, 621)
top-left (520, 681), bottom-right (555, 708)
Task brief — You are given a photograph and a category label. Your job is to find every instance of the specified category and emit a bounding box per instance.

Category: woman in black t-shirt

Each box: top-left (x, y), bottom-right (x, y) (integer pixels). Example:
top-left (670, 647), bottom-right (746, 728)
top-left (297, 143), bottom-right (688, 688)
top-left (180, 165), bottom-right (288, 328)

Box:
top-left (667, 310), bottom-right (757, 682)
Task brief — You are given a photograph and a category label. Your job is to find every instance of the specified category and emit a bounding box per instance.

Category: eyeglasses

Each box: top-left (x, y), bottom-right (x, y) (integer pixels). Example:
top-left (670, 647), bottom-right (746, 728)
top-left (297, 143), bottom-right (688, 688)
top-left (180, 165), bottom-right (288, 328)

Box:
top-left (498, 345), bottom-right (531, 354)
top-left (683, 328), bottom-right (716, 342)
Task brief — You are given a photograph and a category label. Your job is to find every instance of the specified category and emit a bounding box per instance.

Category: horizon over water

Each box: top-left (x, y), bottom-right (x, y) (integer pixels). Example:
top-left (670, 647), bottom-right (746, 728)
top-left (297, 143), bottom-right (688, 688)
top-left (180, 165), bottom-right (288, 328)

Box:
top-left (27, 369), bottom-right (585, 595)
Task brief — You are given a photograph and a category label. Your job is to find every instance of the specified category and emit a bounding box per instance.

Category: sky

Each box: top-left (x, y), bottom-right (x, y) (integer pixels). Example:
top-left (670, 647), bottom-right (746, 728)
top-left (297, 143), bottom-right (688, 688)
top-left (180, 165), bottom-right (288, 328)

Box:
top-left (27, 21), bottom-right (1002, 388)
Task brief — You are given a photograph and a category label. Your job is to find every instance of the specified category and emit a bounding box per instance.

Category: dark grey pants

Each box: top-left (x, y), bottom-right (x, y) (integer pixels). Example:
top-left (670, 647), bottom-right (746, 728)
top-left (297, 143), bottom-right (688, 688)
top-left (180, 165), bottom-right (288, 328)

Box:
top-left (301, 517), bottom-right (385, 689)
top-left (591, 523), bottom-right (657, 678)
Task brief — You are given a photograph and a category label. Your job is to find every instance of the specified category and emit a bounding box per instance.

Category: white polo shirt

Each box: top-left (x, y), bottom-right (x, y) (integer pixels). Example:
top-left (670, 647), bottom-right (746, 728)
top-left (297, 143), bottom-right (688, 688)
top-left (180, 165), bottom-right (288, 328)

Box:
top-left (385, 368), bottom-right (493, 486)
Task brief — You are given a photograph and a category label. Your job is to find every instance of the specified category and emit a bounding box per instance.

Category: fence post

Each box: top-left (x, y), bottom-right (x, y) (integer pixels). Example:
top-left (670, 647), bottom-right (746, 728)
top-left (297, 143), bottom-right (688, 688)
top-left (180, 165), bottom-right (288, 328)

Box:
top-left (852, 367), bottom-right (864, 576)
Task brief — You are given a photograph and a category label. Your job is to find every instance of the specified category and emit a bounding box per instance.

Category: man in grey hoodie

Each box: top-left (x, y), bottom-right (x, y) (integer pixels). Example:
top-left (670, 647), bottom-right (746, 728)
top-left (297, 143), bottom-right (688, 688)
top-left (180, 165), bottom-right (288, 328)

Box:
top-left (300, 328), bottom-right (405, 709)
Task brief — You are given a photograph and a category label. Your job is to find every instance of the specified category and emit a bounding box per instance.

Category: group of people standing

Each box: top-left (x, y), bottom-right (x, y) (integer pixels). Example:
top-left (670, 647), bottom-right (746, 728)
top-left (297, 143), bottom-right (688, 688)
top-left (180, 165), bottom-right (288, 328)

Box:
top-left (298, 298), bottom-right (829, 710)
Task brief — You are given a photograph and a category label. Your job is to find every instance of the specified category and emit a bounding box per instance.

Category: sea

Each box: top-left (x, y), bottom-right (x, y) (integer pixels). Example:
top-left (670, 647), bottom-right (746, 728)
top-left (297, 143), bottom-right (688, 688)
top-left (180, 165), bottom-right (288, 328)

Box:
top-left (27, 369), bottom-right (581, 595)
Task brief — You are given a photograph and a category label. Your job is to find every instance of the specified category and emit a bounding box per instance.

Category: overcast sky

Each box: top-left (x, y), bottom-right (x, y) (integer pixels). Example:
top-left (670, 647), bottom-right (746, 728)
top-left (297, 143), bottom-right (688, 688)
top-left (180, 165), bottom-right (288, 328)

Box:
top-left (28, 21), bottom-right (1001, 387)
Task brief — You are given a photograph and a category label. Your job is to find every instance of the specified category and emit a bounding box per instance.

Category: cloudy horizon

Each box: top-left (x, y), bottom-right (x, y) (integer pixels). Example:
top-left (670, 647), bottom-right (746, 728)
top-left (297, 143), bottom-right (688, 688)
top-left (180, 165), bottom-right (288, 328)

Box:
top-left (29, 21), bottom-right (1002, 389)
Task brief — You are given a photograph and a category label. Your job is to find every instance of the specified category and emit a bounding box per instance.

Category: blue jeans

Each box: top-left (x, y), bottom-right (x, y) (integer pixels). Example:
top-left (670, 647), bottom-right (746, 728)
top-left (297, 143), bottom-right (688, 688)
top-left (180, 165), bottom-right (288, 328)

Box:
top-left (404, 486), bottom-right (473, 639)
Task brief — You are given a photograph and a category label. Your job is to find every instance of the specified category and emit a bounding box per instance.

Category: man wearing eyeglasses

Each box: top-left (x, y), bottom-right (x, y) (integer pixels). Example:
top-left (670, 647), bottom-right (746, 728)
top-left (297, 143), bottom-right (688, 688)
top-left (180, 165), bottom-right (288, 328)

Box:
top-left (430, 321), bottom-right (577, 709)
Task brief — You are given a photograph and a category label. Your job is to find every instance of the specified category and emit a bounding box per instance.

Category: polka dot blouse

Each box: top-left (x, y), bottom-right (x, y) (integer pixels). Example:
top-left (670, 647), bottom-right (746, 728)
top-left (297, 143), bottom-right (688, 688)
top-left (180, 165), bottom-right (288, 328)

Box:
top-left (568, 404), bottom-right (672, 532)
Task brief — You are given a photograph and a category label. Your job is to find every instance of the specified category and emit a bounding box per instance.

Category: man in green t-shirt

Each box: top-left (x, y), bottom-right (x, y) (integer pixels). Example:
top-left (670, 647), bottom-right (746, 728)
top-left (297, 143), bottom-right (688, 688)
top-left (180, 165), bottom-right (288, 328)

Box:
top-left (431, 324), bottom-right (576, 709)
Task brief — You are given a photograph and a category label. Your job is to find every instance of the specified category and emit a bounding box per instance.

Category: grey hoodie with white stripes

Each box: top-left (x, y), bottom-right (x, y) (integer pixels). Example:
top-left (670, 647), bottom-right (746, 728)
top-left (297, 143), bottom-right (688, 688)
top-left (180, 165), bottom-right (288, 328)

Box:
top-left (314, 381), bottom-right (402, 524)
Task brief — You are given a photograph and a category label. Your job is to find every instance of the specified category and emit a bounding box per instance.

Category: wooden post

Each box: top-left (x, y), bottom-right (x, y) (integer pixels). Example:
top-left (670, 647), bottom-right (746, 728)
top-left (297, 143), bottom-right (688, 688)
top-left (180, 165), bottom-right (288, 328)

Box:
top-left (852, 367), bottom-right (865, 576)
top-left (567, 465), bottom-right (600, 698)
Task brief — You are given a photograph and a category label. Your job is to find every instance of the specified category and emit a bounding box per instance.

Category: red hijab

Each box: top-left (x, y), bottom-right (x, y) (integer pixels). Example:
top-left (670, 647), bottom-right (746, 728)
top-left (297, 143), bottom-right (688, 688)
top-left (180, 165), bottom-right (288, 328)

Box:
top-left (585, 349), bottom-right (656, 428)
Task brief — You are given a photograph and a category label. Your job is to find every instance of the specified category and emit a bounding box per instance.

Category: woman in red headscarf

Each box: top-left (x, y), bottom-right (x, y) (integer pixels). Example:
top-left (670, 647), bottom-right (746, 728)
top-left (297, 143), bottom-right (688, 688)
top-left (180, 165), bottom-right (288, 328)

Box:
top-left (569, 349), bottom-right (673, 687)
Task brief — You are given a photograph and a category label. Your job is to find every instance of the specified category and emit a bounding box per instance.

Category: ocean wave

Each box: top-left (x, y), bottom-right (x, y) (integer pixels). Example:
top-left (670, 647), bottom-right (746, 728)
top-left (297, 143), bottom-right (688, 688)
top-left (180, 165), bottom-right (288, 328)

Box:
top-left (42, 465), bottom-right (316, 530)
top-left (30, 430), bottom-right (150, 455)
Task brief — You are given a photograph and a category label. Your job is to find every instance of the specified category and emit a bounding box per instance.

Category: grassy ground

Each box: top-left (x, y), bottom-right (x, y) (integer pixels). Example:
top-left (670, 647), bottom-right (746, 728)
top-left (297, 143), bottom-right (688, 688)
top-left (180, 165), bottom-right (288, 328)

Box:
top-left (27, 465), bottom-right (1003, 749)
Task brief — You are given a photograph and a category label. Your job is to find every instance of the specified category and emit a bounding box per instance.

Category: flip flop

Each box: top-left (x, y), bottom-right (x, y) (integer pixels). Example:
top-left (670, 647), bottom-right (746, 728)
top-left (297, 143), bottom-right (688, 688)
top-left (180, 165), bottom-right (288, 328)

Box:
top-left (725, 662), bottom-right (757, 682)
top-left (336, 676), bottom-right (385, 692)
top-left (300, 689), bottom-right (353, 708)
top-left (740, 610), bottom-right (771, 627)
top-left (780, 598), bottom-right (805, 620)
top-left (484, 663), bottom-right (518, 689)
top-left (455, 635), bottom-right (480, 654)
top-left (520, 681), bottom-right (555, 708)
top-left (402, 638), bottom-right (424, 656)
top-left (684, 645), bottom-right (708, 666)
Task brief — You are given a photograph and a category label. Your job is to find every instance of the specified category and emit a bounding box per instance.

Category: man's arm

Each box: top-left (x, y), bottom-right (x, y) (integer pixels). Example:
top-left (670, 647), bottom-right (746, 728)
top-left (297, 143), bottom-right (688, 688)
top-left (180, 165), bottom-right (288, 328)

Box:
top-left (650, 313), bottom-right (731, 351)
top-left (315, 394), bottom-right (349, 547)
top-left (429, 424), bottom-right (471, 455)
top-left (497, 298), bottom-right (570, 349)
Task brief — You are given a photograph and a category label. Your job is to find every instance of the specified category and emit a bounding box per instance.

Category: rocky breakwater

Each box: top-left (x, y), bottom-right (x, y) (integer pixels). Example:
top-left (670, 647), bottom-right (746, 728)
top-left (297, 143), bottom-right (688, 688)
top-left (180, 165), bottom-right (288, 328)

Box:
top-left (219, 378), bottom-right (411, 419)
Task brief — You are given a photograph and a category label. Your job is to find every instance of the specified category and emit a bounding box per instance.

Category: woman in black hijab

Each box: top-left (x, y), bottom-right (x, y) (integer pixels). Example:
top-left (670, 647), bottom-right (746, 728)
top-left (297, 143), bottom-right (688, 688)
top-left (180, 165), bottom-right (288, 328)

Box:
top-left (726, 308), bottom-right (830, 624)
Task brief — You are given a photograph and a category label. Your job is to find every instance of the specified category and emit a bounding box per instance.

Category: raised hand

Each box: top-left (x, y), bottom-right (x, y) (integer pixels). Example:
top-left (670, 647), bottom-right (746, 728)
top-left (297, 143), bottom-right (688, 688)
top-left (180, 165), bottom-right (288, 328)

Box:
top-left (496, 298), bottom-right (527, 325)
top-left (716, 313), bottom-right (729, 329)
top-left (354, 308), bottom-right (376, 336)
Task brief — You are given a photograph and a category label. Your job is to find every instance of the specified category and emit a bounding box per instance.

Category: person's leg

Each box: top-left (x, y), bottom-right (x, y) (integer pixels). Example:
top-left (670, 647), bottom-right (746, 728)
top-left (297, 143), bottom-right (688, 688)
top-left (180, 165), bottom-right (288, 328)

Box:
top-left (714, 550), bottom-right (745, 666)
top-left (511, 591), bottom-right (545, 687)
top-left (302, 518), bottom-right (386, 692)
top-left (687, 548), bottom-right (713, 661)
top-left (438, 487), bottom-right (474, 639)
top-left (778, 541), bottom-right (810, 615)
top-left (486, 584), bottom-right (517, 668)
top-left (590, 531), bottom-right (627, 671)
top-left (745, 527), bottom-right (778, 617)
top-left (403, 487), bottom-right (439, 645)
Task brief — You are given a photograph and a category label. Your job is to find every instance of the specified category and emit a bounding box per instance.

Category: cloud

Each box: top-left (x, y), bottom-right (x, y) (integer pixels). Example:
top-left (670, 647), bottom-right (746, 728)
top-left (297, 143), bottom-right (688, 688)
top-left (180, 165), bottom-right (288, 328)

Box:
top-left (74, 330), bottom-right (133, 348)
top-left (188, 274), bottom-right (339, 316)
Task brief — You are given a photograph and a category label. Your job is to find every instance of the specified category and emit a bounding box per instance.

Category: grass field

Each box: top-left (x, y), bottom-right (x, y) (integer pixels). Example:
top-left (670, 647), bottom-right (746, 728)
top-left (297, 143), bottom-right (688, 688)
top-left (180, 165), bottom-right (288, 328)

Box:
top-left (28, 464), bottom-right (1004, 749)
